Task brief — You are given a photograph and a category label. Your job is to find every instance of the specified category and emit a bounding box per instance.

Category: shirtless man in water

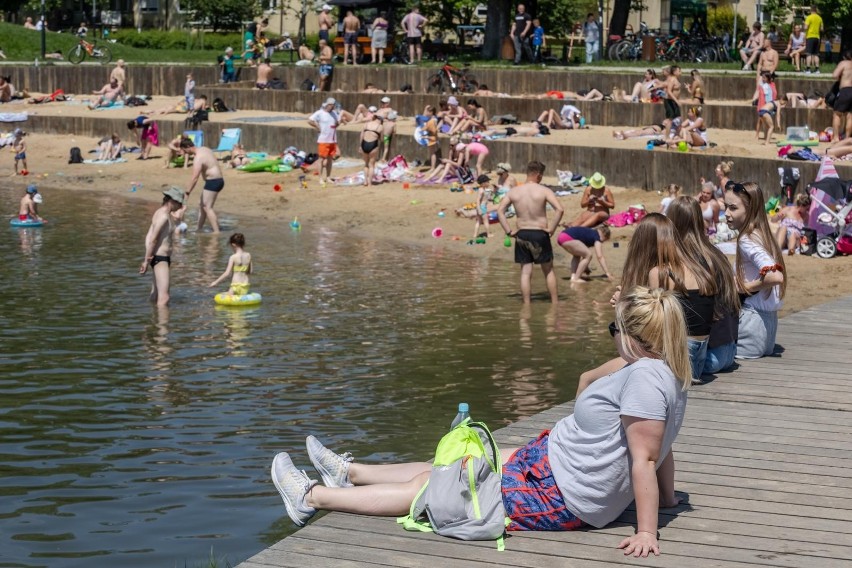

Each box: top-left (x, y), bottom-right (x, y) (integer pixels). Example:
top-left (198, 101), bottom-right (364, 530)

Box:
top-left (140, 187), bottom-right (185, 306)
top-left (182, 139), bottom-right (225, 233)
top-left (497, 160), bottom-right (564, 304)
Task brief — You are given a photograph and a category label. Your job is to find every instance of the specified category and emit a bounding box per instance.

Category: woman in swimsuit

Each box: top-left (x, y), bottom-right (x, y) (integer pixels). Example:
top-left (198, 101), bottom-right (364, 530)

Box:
top-left (772, 193), bottom-right (811, 255)
top-left (370, 12), bottom-right (389, 64)
top-left (460, 139), bottom-right (490, 177)
top-left (210, 233), bottom-right (253, 297)
top-left (686, 69), bottom-right (704, 104)
top-left (667, 106), bottom-right (707, 148)
top-left (698, 181), bottom-right (720, 235)
top-left (229, 143), bottom-right (249, 168)
top-left (480, 121), bottom-right (550, 138)
top-left (537, 104), bottom-right (582, 129)
top-left (570, 173), bottom-right (614, 228)
top-left (713, 160), bottom-right (734, 209)
top-left (450, 98), bottom-right (488, 135)
top-left (785, 91), bottom-right (825, 109)
top-left (359, 113), bottom-right (384, 186)
top-left (615, 69), bottom-right (660, 102)
top-left (612, 124), bottom-right (664, 140)
top-left (96, 133), bottom-right (122, 161)
top-left (420, 136), bottom-right (467, 183)
top-left (754, 72), bottom-right (779, 144)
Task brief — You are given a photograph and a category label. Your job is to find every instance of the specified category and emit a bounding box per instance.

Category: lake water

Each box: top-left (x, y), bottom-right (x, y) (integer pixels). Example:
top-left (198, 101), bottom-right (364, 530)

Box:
top-left (1, 186), bottom-right (617, 567)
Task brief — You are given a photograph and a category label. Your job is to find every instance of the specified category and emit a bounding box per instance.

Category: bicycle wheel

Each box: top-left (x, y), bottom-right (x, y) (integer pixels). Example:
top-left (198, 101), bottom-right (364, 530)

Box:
top-left (68, 45), bottom-right (85, 65)
top-left (606, 42), bottom-right (620, 60)
top-left (702, 45), bottom-right (717, 63)
top-left (615, 40), bottom-right (633, 61)
top-left (425, 73), bottom-right (445, 94)
top-left (94, 45), bottom-right (112, 65)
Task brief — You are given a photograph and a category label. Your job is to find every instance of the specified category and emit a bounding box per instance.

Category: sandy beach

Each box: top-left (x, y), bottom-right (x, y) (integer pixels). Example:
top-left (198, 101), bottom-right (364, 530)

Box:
top-left (5, 101), bottom-right (850, 316)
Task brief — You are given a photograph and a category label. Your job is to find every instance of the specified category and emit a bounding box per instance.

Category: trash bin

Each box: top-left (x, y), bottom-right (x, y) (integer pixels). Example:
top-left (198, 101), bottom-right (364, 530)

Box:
top-left (501, 36), bottom-right (515, 61)
top-left (642, 36), bottom-right (656, 62)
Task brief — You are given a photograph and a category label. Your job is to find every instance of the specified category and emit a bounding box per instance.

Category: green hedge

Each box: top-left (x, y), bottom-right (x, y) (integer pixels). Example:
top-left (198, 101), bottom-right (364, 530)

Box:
top-left (110, 29), bottom-right (242, 51)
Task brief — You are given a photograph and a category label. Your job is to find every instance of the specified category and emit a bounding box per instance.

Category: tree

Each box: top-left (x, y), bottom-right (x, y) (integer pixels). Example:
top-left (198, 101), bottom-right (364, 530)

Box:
top-left (280, 0), bottom-right (313, 44)
top-left (608, 0), bottom-right (631, 38)
top-left (188, 0), bottom-right (260, 31)
top-left (813, 0), bottom-right (852, 52)
top-left (419, 0), bottom-right (481, 39)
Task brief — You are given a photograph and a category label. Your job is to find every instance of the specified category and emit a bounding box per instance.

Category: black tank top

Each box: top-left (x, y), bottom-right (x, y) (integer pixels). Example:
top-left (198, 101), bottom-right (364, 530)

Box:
top-left (679, 289), bottom-right (715, 336)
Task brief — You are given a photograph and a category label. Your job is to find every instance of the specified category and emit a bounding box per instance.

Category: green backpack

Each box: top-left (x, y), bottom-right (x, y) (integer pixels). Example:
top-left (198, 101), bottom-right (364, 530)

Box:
top-left (397, 419), bottom-right (508, 550)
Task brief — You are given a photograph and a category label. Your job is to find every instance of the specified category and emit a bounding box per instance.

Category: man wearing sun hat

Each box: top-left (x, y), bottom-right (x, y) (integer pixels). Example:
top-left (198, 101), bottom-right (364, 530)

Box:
top-left (308, 97), bottom-right (341, 184)
top-left (140, 187), bottom-right (185, 306)
top-left (572, 171), bottom-right (615, 228)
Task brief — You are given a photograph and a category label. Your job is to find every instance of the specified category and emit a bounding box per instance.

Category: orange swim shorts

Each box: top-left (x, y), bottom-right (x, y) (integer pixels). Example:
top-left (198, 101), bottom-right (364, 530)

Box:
top-left (318, 143), bottom-right (337, 158)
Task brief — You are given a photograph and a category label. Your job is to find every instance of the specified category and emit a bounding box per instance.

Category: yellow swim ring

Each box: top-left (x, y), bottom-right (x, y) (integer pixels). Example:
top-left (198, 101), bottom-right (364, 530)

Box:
top-left (214, 292), bottom-right (263, 306)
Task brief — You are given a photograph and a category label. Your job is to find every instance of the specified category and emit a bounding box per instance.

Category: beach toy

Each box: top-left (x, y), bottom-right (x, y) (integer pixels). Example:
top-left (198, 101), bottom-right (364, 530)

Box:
top-left (214, 292), bottom-right (262, 306)
top-left (646, 141), bottom-right (655, 151)
top-left (290, 217), bottom-right (301, 231)
top-left (10, 218), bottom-right (44, 228)
top-left (403, 182), bottom-right (410, 189)
top-left (504, 236), bottom-right (512, 247)
top-left (299, 175), bottom-right (307, 189)
top-left (677, 141), bottom-right (688, 152)
top-left (177, 222), bottom-right (188, 233)
top-left (413, 126), bottom-right (429, 146)
top-left (274, 184), bottom-right (282, 192)
top-left (130, 183), bottom-right (138, 192)
top-left (579, 117), bottom-right (586, 128)
top-left (410, 200), bottom-right (421, 205)
top-left (432, 227), bottom-right (443, 238)
top-left (20, 170), bottom-right (28, 176)
top-left (438, 211), bottom-right (445, 218)
top-left (475, 236), bottom-right (486, 244)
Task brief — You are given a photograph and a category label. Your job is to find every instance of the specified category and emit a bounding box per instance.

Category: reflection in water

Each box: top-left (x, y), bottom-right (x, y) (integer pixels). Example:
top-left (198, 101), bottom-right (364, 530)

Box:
top-left (0, 187), bottom-right (620, 568)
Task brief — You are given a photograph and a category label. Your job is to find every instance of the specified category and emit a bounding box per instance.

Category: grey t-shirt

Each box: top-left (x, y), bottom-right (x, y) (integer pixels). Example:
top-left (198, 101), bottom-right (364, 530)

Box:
top-left (548, 358), bottom-right (687, 528)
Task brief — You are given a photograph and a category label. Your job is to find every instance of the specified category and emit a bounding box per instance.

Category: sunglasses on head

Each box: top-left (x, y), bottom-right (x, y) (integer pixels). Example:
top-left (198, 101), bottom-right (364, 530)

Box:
top-left (725, 181), bottom-right (747, 194)
top-left (608, 321), bottom-right (619, 337)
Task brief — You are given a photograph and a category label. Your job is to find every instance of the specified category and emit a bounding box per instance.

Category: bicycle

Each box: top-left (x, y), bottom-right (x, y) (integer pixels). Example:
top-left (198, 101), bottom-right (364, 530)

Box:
top-left (425, 63), bottom-right (478, 94)
top-left (68, 38), bottom-right (112, 65)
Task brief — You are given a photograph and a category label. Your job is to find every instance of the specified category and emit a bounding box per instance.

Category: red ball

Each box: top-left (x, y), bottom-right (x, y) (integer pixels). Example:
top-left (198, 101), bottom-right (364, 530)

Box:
top-left (21, 170), bottom-right (29, 176)
top-left (273, 184), bottom-right (282, 192)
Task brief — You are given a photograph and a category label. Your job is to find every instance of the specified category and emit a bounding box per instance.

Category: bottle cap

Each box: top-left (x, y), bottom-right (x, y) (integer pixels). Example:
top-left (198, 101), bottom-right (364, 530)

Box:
top-left (458, 402), bottom-right (469, 412)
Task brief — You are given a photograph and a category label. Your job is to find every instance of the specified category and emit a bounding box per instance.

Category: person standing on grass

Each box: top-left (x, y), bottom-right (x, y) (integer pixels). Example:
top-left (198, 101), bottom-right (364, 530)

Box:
top-left (182, 139), bottom-right (225, 233)
top-left (140, 187), bottom-right (185, 307)
top-left (402, 7), bottom-right (427, 64)
top-left (497, 160), bottom-right (564, 304)
top-left (532, 18), bottom-right (545, 63)
top-left (511, 4), bottom-right (533, 64)
top-left (804, 6), bottom-right (823, 73)
top-left (308, 98), bottom-right (340, 185)
top-left (583, 13), bottom-right (600, 64)
top-left (342, 10), bottom-right (361, 65)
top-left (318, 4), bottom-right (333, 43)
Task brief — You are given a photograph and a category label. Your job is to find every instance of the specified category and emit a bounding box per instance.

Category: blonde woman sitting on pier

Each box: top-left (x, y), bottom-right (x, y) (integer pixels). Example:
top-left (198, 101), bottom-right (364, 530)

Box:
top-left (272, 285), bottom-right (690, 557)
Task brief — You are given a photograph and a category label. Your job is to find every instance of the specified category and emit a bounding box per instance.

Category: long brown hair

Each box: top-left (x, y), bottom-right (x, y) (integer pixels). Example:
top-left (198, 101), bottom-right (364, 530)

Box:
top-left (621, 213), bottom-right (684, 293)
top-left (666, 196), bottom-right (740, 317)
top-left (727, 182), bottom-right (786, 299)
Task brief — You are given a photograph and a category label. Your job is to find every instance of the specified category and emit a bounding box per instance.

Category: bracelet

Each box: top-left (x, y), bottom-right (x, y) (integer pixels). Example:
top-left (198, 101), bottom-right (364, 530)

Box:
top-left (759, 263), bottom-right (783, 278)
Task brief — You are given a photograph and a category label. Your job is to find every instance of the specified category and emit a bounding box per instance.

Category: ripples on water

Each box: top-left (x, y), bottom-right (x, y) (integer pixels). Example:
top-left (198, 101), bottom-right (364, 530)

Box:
top-left (0, 187), bottom-right (617, 567)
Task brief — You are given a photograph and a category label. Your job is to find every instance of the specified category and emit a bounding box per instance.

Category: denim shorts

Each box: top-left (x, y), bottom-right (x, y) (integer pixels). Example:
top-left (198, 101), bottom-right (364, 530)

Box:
top-left (688, 337), bottom-right (709, 382)
top-left (703, 342), bottom-right (736, 375)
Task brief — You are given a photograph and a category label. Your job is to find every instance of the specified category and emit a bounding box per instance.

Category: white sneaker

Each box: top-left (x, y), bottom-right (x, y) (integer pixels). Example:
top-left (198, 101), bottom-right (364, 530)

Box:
top-left (742, 64), bottom-right (750, 70)
top-left (306, 435), bottom-right (354, 488)
top-left (271, 452), bottom-right (317, 527)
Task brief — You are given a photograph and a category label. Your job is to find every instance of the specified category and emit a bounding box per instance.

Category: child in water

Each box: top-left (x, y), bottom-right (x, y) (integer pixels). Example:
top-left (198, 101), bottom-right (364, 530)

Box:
top-left (210, 233), bottom-right (252, 296)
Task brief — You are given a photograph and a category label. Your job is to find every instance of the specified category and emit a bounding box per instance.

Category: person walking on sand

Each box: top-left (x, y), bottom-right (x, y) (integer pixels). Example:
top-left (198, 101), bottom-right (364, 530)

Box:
top-left (181, 138), bottom-right (225, 233)
top-left (140, 187), bottom-right (185, 307)
top-left (830, 50), bottom-right (852, 142)
top-left (308, 98), bottom-right (340, 185)
top-left (497, 160), bottom-right (564, 304)
top-left (11, 129), bottom-right (27, 175)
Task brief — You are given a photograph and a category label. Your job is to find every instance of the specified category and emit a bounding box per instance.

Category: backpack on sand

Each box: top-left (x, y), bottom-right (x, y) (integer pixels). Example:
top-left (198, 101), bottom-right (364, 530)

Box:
top-left (68, 147), bottom-right (83, 164)
top-left (397, 420), bottom-right (508, 550)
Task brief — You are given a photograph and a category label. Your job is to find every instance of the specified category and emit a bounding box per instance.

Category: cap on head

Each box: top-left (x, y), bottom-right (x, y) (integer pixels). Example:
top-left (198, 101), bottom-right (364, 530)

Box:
top-left (324, 97), bottom-right (337, 106)
top-left (589, 172), bottom-right (606, 189)
top-left (26, 184), bottom-right (38, 194)
top-left (496, 162), bottom-right (511, 173)
top-left (225, 47), bottom-right (234, 53)
top-left (163, 186), bottom-right (186, 204)
top-left (284, 32), bottom-right (290, 37)
top-left (322, 3), bottom-right (331, 10)
top-left (368, 105), bottom-right (378, 113)
top-left (380, 96), bottom-right (391, 103)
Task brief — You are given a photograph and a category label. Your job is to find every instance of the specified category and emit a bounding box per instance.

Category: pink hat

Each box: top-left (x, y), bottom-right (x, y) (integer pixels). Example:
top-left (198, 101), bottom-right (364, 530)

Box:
top-left (447, 96), bottom-right (459, 106)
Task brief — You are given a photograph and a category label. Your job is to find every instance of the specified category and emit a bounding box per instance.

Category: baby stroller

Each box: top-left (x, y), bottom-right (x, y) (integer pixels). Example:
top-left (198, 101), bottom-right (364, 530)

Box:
top-left (807, 177), bottom-right (852, 258)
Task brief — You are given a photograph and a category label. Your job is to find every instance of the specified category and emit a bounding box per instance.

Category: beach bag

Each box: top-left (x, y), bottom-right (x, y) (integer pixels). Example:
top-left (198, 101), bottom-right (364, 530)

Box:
top-left (458, 166), bottom-right (474, 185)
top-left (300, 78), bottom-right (315, 91)
top-left (125, 95), bottom-right (147, 107)
top-left (268, 78), bottom-right (286, 90)
top-left (184, 109), bottom-right (208, 129)
top-left (68, 147), bottom-right (83, 164)
top-left (397, 420), bottom-right (507, 550)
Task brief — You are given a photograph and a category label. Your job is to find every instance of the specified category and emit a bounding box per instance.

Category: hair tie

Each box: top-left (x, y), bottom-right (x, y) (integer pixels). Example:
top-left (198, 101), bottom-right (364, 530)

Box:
top-left (759, 264), bottom-right (783, 278)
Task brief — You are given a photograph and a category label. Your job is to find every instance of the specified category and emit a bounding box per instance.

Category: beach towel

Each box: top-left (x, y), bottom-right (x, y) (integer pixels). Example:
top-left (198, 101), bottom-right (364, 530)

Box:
top-left (93, 101), bottom-right (126, 111)
top-left (83, 158), bottom-right (128, 164)
top-left (141, 121), bottom-right (159, 147)
top-left (0, 112), bottom-right (28, 122)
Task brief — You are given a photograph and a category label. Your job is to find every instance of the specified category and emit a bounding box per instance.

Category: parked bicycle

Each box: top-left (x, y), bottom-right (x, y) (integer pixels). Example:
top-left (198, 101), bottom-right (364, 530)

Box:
top-left (425, 63), bottom-right (478, 94)
top-left (68, 38), bottom-right (112, 65)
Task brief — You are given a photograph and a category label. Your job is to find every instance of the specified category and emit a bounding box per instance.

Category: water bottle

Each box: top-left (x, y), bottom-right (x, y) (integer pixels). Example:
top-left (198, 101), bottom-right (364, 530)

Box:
top-left (579, 117), bottom-right (586, 129)
top-left (451, 402), bottom-right (470, 429)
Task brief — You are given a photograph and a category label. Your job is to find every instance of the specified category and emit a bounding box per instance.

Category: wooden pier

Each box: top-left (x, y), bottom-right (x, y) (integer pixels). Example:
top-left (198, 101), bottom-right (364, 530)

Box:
top-left (244, 296), bottom-right (852, 567)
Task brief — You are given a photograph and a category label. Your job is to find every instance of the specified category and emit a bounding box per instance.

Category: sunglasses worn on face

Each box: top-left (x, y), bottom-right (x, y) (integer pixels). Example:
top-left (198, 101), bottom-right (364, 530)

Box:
top-left (608, 321), bottom-right (619, 337)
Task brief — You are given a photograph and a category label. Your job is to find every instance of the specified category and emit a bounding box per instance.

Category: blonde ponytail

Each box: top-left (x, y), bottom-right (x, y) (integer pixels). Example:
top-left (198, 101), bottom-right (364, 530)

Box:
top-left (617, 286), bottom-right (692, 390)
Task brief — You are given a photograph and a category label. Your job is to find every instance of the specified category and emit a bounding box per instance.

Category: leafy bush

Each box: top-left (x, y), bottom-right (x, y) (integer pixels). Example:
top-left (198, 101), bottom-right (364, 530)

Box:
top-left (707, 5), bottom-right (747, 39)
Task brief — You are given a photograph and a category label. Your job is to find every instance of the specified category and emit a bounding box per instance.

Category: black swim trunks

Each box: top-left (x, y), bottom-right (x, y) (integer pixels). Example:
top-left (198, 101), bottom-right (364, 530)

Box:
top-left (150, 255), bottom-right (171, 267)
top-left (833, 87), bottom-right (852, 113)
top-left (663, 98), bottom-right (681, 120)
top-left (204, 178), bottom-right (225, 192)
top-left (319, 29), bottom-right (330, 42)
top-left (514, 229), bottom-right (554, 264)
top-left (505, 127), bottom-right (518, 136)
